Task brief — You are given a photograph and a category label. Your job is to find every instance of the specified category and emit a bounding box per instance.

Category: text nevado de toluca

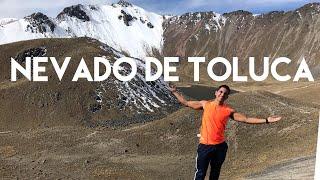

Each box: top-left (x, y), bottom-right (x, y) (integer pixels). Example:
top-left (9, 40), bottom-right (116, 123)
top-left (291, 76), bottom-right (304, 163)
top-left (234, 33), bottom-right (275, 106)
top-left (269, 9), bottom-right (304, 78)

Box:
top-left (10, 56), bottom-right (314, 82)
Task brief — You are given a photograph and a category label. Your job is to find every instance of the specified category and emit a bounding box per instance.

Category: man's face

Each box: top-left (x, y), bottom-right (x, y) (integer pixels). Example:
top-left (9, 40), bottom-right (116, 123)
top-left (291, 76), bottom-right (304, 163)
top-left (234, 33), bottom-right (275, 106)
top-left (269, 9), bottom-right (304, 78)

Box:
top-left (215, 87), bottom-right (229, 103)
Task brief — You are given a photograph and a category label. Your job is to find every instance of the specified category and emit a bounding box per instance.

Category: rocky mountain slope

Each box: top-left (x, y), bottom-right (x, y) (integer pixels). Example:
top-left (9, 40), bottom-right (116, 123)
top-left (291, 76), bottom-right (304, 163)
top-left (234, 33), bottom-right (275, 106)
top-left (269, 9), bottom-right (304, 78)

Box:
top-left (164, 3), bottom-right (320, 82)
top-left (0, 38), bottom-right (178, 130)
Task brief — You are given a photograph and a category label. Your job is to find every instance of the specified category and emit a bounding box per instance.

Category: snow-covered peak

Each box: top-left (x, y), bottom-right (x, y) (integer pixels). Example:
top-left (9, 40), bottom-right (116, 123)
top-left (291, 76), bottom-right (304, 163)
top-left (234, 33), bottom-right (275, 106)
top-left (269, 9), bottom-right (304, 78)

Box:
top-left (57, 4), bottom-right (90, 22)
top-left (56, 2), bottom-right (163, 58)
top-left (0, 2), bottom-right (164, 59)
top-left (24, 12), bottom-right (56, 33)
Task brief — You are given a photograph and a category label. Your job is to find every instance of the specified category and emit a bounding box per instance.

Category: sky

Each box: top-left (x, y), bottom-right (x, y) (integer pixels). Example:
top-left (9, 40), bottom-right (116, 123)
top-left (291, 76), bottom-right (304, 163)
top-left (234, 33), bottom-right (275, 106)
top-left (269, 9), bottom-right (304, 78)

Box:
top-left (0, 0), bottom-right (319, 19)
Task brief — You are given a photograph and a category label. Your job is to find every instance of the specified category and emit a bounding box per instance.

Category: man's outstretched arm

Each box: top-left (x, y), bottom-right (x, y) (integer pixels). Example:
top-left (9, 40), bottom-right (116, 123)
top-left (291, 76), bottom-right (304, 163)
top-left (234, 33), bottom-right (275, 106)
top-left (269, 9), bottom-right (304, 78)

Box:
top-left (231, 111), bottom-right (282, 124)
top-left (168, 85), bottom-right (206, 110)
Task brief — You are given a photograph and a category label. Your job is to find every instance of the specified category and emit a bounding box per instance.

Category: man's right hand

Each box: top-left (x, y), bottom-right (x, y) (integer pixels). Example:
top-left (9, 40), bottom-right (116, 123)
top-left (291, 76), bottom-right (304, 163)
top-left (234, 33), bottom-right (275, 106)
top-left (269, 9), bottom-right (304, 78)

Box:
top-left (168, 84), bottom-right (177, 93)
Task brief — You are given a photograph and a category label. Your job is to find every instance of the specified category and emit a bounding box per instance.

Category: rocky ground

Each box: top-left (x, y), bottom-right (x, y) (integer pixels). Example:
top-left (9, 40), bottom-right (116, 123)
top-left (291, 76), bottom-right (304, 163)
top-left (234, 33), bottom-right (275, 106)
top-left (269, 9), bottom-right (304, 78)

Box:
top-left (1, 81), bottom-right (319, 179)
top-left (247, 156), bottom-right (315, 180)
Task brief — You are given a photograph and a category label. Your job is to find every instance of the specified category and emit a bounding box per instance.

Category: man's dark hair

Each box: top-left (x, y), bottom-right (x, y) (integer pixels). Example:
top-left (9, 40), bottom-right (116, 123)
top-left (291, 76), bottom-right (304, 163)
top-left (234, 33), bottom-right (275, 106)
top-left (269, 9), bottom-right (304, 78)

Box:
top-left (217, 85), bottom-right (230, 94)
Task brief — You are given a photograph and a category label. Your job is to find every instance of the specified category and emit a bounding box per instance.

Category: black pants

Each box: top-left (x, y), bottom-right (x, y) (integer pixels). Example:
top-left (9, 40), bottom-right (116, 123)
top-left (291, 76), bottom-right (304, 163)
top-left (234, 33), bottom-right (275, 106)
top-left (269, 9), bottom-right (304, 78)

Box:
top-left (194, 142), bottom-right (228, 180)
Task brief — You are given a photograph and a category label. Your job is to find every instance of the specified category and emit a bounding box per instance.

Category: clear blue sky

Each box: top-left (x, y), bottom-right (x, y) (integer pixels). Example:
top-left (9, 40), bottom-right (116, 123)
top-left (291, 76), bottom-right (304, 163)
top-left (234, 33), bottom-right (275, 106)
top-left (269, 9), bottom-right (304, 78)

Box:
top-left (0, 0), bottom-right (319, 19)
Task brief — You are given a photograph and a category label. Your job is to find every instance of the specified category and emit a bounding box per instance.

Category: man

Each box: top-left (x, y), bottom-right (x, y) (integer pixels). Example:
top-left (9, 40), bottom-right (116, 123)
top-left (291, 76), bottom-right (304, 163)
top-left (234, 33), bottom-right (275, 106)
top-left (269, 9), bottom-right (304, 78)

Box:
top-left (168, 84), bottom-right (281, 180)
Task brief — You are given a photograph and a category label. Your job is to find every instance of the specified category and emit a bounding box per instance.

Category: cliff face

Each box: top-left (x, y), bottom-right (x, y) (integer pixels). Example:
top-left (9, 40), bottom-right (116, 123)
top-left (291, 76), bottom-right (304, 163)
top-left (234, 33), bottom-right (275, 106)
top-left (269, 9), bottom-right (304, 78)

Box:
top-left (163, 3), bottom-right (320, 82)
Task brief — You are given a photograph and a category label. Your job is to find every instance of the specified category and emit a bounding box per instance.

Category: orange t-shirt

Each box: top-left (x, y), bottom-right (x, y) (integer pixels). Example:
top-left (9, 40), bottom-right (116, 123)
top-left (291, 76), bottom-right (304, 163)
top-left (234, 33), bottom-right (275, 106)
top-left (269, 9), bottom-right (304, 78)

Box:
top-left (199, 101), bottom-right (233, 145)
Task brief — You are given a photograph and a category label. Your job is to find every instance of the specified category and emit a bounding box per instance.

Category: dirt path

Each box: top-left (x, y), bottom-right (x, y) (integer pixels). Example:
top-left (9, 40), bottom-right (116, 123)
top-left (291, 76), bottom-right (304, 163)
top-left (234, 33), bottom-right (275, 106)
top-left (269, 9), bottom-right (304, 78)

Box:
top-left (246, 156), bottom-right (315, 180)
